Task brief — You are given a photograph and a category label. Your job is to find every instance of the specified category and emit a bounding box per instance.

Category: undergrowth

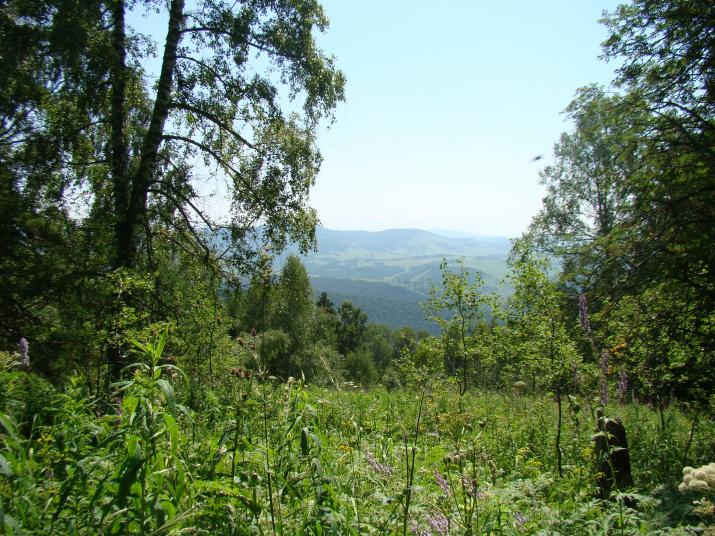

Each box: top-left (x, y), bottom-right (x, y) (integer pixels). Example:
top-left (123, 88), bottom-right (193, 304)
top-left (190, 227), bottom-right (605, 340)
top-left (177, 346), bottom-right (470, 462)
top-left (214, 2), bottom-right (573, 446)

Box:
top-left (1, 337), bottom-right (713, 535)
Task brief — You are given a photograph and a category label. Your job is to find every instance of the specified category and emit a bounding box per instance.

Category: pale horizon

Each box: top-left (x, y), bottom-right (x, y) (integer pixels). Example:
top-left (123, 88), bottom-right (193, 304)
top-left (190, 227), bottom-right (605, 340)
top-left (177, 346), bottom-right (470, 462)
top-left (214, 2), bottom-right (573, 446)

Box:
top-left (308, 0), bottom-right (624, 238)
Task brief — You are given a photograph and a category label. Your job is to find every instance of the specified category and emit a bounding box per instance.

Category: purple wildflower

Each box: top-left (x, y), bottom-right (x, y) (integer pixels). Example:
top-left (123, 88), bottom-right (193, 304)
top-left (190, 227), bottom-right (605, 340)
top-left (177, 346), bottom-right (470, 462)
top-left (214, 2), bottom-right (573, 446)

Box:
top-left (17, 338), bottom-right (29, 368)
top-left (409, 520), bottom-right (430, 536)
top-left (434, 470), bottom-right (450, 495)
top-left (461, 473), bottom-right (477, 497)
top-left (578, 294), bottom-right (590, 333)
top-left (617, 369), bottom-right (628, 400)
top-left (425, 512), bottom-right (449, 536)
top-left (365, 452), bottom-right (395, 477)
top-left (514, 512), bottom-right (527, 526)
top-left (600, 378), bottom-right (609, 407)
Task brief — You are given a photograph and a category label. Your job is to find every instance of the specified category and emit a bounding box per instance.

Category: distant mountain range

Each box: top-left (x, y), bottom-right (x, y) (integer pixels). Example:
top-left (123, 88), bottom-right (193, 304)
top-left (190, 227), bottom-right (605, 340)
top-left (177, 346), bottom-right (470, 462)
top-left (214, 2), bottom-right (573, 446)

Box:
top-left (272, 228), bottom-right (514, 335)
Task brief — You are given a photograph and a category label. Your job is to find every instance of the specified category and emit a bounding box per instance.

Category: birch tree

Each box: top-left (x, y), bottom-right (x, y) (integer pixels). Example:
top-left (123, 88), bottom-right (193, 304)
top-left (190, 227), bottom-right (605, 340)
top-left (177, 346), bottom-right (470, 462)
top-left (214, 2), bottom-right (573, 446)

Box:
top-left (0, 0), bottom-right (345, 378)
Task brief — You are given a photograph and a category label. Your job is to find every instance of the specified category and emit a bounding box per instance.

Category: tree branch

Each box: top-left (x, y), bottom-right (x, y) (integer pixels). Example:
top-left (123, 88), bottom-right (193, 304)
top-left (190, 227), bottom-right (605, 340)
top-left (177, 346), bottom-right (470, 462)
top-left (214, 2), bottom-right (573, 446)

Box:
top-left (167, 101), bottom-right (256, 150)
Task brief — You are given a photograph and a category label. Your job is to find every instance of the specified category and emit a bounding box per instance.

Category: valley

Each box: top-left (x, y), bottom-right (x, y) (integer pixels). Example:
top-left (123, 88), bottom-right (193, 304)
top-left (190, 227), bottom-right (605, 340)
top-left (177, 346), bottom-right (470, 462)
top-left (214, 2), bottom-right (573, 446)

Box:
top-left (274, 227), bottom-right (514, 333)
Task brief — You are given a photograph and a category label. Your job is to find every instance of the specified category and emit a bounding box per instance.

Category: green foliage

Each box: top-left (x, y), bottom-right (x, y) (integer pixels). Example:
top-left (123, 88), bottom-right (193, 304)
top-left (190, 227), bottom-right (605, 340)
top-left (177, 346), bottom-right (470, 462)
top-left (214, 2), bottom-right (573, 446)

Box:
top-left (228, 256), bottom-right (346, 384)
top-left (424, 259), bottom-right (499, 396)
top-left (343, 351), bottom-right (377, 386)
top-left (4, 1), bottom-right (715, 532)
top-left (500, 243), bottom-right (580, 392)
top-left (523, 1), bottom-right (715, 410)
top-left (0, 0), bottom-right (345, 384)
top-left (2, 345), bottom-right (714, 536)
top-left (336, 300), bottom-right (368, 356)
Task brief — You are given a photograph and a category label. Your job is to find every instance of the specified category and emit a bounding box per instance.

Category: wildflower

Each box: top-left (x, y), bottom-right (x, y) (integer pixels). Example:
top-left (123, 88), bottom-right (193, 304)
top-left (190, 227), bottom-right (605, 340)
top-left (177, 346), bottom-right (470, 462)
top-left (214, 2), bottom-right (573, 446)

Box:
top-left (689, 480), bottom-right (710, 493)
top-left (599, 380), bottom-right (609, 407)
top-left (578, 294), bottom-right (590, 333)
top-left (425, 512), bottom-right (449, 535)
top-left (365, 452), bottom-right (395, 476)
top-left (461, 473), bottom-right (477, 497)
top-left (617, 369), bottom-right (628, 400)
top-left (434, 470), bottom-right (450, 495)
top-left (17, 338), bottom-right (29, 368)
top-left (514, 512), bottom-right (527, 526)
top-left (680, 462), bottom-right (715, 492)
top-left (409, 520), bottom-right (430, 536)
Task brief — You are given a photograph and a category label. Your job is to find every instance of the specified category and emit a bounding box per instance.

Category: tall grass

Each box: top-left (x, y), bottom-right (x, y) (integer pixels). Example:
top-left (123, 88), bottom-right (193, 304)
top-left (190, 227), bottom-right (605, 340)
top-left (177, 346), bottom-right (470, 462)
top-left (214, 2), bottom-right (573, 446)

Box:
top-left (1, 350), bottom-right (713, 535)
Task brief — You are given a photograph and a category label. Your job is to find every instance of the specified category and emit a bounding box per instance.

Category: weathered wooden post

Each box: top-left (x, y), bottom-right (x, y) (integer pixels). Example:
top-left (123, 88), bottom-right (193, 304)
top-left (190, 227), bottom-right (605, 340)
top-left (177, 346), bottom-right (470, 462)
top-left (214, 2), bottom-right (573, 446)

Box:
top-left (593, 408), bottom-right (635, 506)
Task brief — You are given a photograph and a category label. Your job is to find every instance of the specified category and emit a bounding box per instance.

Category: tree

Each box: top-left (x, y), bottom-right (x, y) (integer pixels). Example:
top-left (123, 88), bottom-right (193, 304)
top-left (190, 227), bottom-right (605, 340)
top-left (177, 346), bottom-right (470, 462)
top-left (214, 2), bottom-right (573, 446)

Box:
top-left (336, 300), bottom-right (367, 356)
top-left (0, 0), bottom-right (345, 380)
top-left (598, 1), bottom-right (715, 321)
top-left (601, 0), bottom-right (715, 120)
top-left (105, 0), bottom-right (345, 272)
top-left (272, 254), bottom-right (314, 377)
top-left (424, 259), bottom-right (497, 398)
top-left (344, 350), bottom-right (376, 386)
top-left (275, 256), bottom-right (314, 342)
top-left (391, 326), bottom-right (417, 363)
top-left (524, 0), bottom-right (715, 406)
top-left (316, 292), bottom-right (336, 315)
top-left (364, 323), bottom-right (394, 370)
top-left (501, 242), bottom-right (580, 476)
top-left (602, 1), bottom-right (715, 405)
top-left (525, 86), bottom-right (640, 299)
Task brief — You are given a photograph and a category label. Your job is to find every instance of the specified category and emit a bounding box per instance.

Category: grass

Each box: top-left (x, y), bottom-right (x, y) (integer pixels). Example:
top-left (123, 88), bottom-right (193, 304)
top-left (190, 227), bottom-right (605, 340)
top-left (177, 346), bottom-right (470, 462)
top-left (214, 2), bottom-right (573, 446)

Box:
top-left (1, 346), bottom-right (714, 535)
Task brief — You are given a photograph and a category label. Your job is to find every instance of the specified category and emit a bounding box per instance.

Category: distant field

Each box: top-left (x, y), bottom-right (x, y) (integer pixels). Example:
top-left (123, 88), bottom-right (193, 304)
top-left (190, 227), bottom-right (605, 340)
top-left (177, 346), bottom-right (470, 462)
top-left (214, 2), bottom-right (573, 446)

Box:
top-left (275, 228), bottom-right (514, 332)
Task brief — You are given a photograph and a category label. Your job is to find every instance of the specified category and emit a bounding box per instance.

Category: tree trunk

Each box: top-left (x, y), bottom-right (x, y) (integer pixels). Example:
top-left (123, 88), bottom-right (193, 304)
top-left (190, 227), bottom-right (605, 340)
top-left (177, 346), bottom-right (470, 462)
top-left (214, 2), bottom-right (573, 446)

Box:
top-left (107, 0), bottom-right (130, 386)
top-left (555, 384), bottom-right (563, 477)
top-left (116, 0), bottom-right (185, 270)
top-left (107, 0), bottom-right (185, 385)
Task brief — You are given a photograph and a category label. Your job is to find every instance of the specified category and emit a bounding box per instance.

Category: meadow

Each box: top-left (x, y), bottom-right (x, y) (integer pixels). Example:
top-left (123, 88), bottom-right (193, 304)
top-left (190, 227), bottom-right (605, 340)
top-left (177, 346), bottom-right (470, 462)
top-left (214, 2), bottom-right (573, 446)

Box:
top-left (1, 336), bottom-right (713, 536)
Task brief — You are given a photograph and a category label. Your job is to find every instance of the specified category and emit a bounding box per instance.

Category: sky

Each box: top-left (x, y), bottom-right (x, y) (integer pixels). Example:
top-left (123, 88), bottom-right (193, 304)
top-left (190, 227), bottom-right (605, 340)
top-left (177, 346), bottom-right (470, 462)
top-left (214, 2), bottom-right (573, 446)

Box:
top-left (129, 0), bottom-right (624, 239)
top-left (305, 0), bottom-right (624, 237)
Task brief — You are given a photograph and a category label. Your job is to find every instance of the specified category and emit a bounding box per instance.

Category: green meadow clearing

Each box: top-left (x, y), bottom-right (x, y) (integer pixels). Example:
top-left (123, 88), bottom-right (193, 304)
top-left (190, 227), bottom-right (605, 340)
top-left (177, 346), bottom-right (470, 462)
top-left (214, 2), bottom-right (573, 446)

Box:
top-left (1, 341), bottom-right (713, 536)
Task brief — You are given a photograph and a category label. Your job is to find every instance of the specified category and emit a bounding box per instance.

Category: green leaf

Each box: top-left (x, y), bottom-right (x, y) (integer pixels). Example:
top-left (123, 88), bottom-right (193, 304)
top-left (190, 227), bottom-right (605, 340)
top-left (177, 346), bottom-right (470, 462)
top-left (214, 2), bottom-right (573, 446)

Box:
top-left (301, 427), bottom-right (309, 456)
top-left (157, 379), bottom-right (177, 417)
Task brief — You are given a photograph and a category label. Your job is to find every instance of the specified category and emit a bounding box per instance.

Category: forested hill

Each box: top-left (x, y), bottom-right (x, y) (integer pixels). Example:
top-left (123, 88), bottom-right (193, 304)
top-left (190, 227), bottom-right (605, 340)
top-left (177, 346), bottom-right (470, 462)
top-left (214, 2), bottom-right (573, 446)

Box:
top-left (273, 227), bottom-right (513, 334)
top-left (307, 228), bottom-right (511, 259)
top-left (277, 227), bottom-right (511, 267)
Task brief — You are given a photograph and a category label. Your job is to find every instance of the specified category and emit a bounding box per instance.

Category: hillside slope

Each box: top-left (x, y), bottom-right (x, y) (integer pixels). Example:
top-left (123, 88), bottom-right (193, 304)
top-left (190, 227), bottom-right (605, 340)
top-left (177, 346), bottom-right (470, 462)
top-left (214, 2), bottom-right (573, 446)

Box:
top-left (274, 227), bottom-right (513, 333)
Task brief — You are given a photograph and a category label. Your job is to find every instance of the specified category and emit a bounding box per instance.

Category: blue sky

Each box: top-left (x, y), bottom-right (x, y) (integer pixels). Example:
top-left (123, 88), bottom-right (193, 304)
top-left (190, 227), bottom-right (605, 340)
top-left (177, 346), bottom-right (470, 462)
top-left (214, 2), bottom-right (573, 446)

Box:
top-left (129, 0), bottom-right (624, 238)
top-left (308, 0), bottom-right (624, 237)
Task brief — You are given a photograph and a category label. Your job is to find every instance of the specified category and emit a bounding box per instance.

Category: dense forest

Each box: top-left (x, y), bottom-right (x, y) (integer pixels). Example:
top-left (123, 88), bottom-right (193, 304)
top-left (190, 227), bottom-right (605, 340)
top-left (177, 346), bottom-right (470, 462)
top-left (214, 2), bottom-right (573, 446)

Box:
top-left (1, 0), bottom-right (715, 534)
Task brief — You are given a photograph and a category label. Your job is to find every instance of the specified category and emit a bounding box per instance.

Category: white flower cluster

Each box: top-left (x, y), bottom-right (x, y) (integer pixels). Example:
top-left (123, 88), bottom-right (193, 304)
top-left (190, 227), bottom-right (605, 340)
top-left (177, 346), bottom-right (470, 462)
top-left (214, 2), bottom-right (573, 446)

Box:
top-left (680, 463), bottom-right (715, 494)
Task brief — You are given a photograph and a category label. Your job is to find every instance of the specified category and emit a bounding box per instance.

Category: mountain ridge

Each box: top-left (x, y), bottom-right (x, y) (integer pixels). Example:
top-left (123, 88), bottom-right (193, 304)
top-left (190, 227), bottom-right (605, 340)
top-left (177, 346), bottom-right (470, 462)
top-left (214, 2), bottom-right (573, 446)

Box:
top-left (271, 227), bottom-right (514, 334)
top-left (288, 227), bottom-right (513, 260)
